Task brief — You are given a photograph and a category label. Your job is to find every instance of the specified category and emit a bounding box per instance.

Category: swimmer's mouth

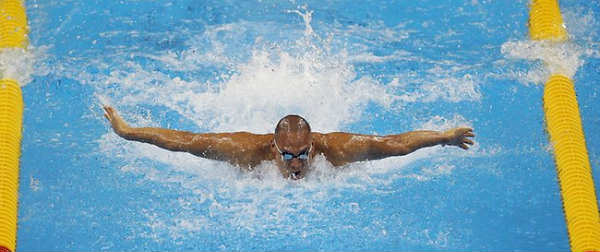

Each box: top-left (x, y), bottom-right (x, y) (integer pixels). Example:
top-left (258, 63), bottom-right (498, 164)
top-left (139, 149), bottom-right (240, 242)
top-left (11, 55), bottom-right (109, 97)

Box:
top-left (290, 171), bottom-right (303, 180)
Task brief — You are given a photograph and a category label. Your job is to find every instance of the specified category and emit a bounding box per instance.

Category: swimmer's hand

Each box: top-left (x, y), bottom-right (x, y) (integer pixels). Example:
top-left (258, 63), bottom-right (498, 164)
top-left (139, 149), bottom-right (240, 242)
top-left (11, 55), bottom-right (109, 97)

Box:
top-left (103, 105), bottom-right (132, 137)
top-left (444, 127), bottom-right (475, 150)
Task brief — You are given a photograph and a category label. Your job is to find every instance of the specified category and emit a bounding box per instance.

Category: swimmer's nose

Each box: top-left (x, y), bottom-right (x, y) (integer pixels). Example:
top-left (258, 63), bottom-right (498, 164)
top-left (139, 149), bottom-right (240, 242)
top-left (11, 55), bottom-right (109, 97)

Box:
top-left (288, 158), bottom-right (304, 170)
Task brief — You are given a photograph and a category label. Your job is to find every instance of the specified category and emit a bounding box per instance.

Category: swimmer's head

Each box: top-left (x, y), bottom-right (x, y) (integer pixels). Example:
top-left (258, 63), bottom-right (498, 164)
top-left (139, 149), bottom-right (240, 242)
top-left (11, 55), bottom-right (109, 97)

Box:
top-left (273, 115), bottom-right (313, 180)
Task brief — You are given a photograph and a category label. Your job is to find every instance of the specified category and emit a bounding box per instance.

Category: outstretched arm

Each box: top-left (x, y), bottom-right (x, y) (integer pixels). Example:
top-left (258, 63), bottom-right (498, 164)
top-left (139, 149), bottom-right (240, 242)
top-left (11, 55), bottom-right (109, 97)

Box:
top-left (316, 128), bottom-right (475, 166)
top-left (103, 106), bottom-right (271, 167)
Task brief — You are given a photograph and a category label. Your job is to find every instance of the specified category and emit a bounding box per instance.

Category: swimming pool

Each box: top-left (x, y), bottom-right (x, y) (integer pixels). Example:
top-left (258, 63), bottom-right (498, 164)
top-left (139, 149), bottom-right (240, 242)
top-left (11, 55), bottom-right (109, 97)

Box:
top-left (11, 0), bottom-right (600, 250)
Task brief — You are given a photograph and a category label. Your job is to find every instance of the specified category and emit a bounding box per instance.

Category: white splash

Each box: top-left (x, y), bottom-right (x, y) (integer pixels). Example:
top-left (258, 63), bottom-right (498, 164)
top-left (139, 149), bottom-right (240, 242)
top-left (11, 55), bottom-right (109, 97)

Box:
top-left (96, 16), bottom-right (400, 133)
top-left (417, 114), bottom-right (472, 131)
top-left (287, 9), bottom-right (314, 37)
top-left (500, 6), bottom-right (599, 85)
top-left (501, 40), bottom-right (583, 82)
top-left (82, 8), bottom-right (490, 243)
top-left (0, 46), bottom-right (48, 86)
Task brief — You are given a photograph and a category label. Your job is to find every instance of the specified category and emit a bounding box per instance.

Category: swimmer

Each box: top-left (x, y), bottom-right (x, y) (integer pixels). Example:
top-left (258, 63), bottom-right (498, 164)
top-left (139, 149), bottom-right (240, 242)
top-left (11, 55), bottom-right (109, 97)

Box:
top-left (103, 105), bottom-right (475, 180)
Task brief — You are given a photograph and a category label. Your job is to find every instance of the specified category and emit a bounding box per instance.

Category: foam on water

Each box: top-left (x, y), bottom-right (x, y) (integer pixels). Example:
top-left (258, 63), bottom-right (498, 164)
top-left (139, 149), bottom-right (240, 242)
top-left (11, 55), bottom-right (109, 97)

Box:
top-left (501, 40), bottom-right (583, 83)
top-left (87, 10), bottom-right (486, 244)
top-left (18, 0), bottom-right (600, 249)
top-left (500, 7), bottom-right (599, 85)
top-left (97, 113), bottom-right (476, 244)
top-left (22, 6), bottom-right (493, 246)
top-left (0, 46), bottom-right (47, 86)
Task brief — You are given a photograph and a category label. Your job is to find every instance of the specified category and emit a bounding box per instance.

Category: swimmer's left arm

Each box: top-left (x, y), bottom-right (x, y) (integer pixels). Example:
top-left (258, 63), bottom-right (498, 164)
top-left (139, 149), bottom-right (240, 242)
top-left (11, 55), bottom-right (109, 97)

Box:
top-left (379, 128), bottom-right (475, 155)
top-left (319, 128), bottom-right (474, 166)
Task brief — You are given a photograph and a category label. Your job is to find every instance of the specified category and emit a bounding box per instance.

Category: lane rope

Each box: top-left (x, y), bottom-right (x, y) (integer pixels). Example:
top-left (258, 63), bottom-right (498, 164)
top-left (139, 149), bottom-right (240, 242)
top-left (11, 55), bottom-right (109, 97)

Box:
top-left (529, 0), bottom-right (600, 251)
top-left (0, 1), bottom-right (27, 251)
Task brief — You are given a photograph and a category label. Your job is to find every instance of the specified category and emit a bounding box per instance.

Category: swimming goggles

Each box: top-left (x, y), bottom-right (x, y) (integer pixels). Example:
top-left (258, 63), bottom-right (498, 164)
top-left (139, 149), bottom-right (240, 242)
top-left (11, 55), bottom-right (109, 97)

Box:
top-left (274, 140), bottom-right (312, 161)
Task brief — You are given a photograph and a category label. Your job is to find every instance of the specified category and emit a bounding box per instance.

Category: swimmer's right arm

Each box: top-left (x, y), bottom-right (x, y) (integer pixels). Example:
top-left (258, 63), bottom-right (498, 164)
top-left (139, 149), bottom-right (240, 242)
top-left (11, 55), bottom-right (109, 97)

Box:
top-left (103, 105), bottom-right (268, 166)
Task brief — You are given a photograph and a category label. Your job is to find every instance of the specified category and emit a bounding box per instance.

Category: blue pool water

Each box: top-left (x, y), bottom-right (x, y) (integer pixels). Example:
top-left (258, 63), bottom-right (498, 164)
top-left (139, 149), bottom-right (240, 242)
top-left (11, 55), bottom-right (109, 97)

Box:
top-left (11, 0), bottom-right (600, 250)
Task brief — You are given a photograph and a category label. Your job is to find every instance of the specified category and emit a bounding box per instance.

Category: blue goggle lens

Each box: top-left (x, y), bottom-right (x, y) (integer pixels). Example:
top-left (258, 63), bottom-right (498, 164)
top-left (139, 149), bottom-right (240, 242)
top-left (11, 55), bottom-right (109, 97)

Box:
top-left (282, 152), bottom-right (309, 161)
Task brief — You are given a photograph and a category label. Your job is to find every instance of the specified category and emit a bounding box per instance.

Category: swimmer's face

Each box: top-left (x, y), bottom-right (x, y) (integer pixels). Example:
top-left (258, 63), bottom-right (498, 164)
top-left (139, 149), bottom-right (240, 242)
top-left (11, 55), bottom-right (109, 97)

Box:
top-left (273, 133), bottom-right (312, 180)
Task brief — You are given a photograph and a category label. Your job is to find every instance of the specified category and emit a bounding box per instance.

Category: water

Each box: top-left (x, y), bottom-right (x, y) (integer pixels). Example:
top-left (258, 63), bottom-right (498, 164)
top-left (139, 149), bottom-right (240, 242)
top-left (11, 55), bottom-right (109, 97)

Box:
top-left (10, 0), bottom-right (600, 250)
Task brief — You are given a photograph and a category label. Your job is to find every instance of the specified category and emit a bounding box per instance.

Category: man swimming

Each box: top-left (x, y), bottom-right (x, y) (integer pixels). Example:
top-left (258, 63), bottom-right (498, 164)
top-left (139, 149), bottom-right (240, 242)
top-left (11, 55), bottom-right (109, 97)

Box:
top-left (103, 105), bottom-right (475, 180)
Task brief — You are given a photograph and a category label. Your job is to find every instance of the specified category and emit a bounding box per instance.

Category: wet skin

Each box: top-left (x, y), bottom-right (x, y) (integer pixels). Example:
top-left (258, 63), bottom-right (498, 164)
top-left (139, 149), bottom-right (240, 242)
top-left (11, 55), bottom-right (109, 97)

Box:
top-left (104, 105), bottom-right (475, 180)
top-left (273, 130), bottom-right (313, 180)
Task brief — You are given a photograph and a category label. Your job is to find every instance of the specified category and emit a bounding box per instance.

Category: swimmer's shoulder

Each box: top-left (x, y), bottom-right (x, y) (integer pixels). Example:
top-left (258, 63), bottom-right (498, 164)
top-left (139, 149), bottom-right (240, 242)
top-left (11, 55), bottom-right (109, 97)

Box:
top-left (228, 132), bottom-right (275, 167)
top-left (311, 131), bottom-right (378, 153)
top-left (227, 131), bottom-right (274, 146)
top-left (310, 132), bottom-right (353, 166)
top-left (311, 131), bottom-right (356, 142)
top-left (310, 132), bottom-right (347, 152)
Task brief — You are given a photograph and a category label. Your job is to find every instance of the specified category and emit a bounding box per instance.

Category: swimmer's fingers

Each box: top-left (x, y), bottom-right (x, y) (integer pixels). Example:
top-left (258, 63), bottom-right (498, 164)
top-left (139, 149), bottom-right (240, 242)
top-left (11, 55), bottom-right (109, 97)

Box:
top-left (447, 128), bottom-right (471, 149)
top-left (459, 128), bottom-right (474, 136)
top-left (460, 129), bottom-right (474, 150)
top-left (103, 105), bottom-right (121, 122)
top-left (464, 138), bottom-right (474, 145)
top-left (103, 105), bottom-right (113, 116)
top-left (459, 128), bottom-right (475, 142)
top-left (103, 106), bottom-right (112, 121)
top-left (464, 131), bottom-right (475, 138)
top-left (102, 105), bottom-right (131, 135)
